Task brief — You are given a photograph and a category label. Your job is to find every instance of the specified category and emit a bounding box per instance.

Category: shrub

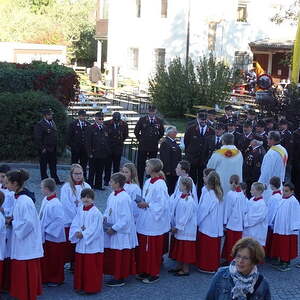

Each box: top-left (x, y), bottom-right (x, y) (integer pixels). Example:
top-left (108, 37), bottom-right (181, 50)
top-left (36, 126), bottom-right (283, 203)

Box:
top-left (0, 61), bottom-right (80, 106)
top-left (0, 91), bottom-right (67, 160)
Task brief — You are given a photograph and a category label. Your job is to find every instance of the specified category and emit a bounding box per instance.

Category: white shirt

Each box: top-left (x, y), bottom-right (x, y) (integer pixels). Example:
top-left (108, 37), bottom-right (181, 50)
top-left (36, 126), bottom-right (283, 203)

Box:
top-left (11, 194), bottom-right (43, 260)
top-left (265, 191), bottom-right (282, 227)
top-left (70, 205), bottom-right (104, 254)
top-left (0, 186), bottom-right (15, 217)
top-left (39, 196), bottom-right (66, 243)
top-left (124, 182), bottom-right (141, 222)
top-left (0, 213), bottom-right (6, 260)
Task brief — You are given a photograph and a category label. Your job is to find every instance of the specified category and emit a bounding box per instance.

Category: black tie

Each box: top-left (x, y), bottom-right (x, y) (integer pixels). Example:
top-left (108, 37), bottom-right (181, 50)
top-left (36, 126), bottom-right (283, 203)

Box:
top-left (200, 127), bottom-right (204, 136)
top-left (150, 118), bottom-right (154, 124)
top-left (217, 137), bottom-right (220, 144)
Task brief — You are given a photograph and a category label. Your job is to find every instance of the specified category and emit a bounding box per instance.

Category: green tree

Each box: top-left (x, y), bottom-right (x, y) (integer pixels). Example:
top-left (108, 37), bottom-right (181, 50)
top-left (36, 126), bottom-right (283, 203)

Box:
top-left (271, 0), bottom-right (300, 24)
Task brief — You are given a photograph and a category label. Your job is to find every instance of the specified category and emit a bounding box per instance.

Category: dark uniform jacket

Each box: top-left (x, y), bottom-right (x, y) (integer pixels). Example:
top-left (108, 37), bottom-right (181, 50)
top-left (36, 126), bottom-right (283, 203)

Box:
top-left (67, 119), bottom-right (90, 151)
top-left (292, 129), bottom-right (300, 165)
top-left (159, 137), bottom-right (182, 176)
top-left (184, 124), bottom-right (214, 165)
top-left (280, 129), bottom-right (294, 162)
top-left (86, 123), bottom-right (111, 159)
top-left (104, 119), bottom-right (129, 155)
top-left (134, 116), bottom-right (164, 152)
top-left (206, 135), bottom-right (223, 162)
top-left (237, 132), bottom-right (255, 156)
top-left (227, 131), bottom-right (242, 148)
top-left (34, 119), bottom-right (58, 153)
top-left (218, 114), bottom-right (238, 126)
top-left (254, 132), bottom-right (268, 151)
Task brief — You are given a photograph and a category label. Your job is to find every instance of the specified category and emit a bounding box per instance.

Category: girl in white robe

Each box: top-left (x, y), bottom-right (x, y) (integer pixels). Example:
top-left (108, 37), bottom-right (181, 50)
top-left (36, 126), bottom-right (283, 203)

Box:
top-left (60, 164), bottom-right (91, 264)
top-left (6, 169), bottom-right (43, 300)
top-left (39, 178), bottom-right (66, 286)
top-left (70, 188), bottom-right (104, 294)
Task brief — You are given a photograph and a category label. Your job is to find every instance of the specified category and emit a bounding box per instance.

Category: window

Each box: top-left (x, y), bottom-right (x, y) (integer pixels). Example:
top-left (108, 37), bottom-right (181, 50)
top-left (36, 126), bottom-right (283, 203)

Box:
top-left (234, 51), bottom-right (251, 71)
top-left (129, 48), bottom-right (139, 70)
top-left (237, 0), bottom-right (248, 22)
top-left (154, 48), bottom-right (166, 67)
top-left (161, 0), bottom-right (168, 18)
top-left (208, 22), bottom-right (217, 51)
top-left (100, 0), bottom-right (109, 19)
top-left (136, 0), bottom-right (141, 18)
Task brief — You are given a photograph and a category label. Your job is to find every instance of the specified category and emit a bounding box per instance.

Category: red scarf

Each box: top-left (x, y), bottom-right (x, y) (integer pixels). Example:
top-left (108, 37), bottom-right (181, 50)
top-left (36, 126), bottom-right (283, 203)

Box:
top-left (150, 176), bottom-right (164, 184)
top-left (74, 181), bottom-right (83, 185)
top-left (253, 196), bottom-right (263, 201)
top-left (283, 194), bottom-right (293, 199)
top-left (181, 193), bottom-right (190, 199)
top-left (235, 187), bottom-right (242, 192)
top-left (114, 188), bottom-right (125, 196)
top-left (126, 181), bottom-right (131, 184)
top-left (47, 194), bottom-right (57, 201)
top-left (83, 204), bottom-right (94, 211)
top-left (272, 190), bottom-right (282, 195)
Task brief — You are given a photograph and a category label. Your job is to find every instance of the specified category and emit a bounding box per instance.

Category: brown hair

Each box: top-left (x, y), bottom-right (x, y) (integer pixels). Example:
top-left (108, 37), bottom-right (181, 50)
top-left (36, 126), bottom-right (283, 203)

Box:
top-left (232, 237), bottom-right (265, 265)
top-left (81, 188), bottom-right (95, 200)
top-left (6, 169), bottom-right (29, 190)
top-left (0, 191), bottom-right (4, 207)
top-left (180, 177), bottom-right (193, 194)
top-left (203, 168), bottom-right (215, 177)
top-left (270, 176), bottom-right (281, 189)
top-left (230, 174), bottom-right (240, 190)
top-left (206, 171), bottom-right (223, 201)
top-left (123, 163), bottom-right (139, 185)
top-left (41, 178), bottom-right (56, 193)
top-left (147, 158), bottom-right (163, 173)
top-left (69, 164), bottom-right (84, 195)
top-left (111, 172), bottom-right (126, 188)
top-left (178, 160), bottom-right (191, 173)
top-left (252, 182), bottom-right (265, 193)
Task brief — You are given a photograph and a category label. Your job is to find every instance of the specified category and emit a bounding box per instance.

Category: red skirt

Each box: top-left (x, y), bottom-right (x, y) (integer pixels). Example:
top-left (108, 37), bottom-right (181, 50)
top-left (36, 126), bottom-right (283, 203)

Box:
top-left (2, 258), bottom-right (11, 291)
top-left (41, 241), bottom-right (65, 284)
top-left (163, 232), bottom-right (170, 254)
top-left (169, 238), bottom-right (196, 264)
top-left (10, 258), bottom-right (42, 300)
top-left (64, 227), bottom-right (75, 263)
top-left (0, 260), bottom-right (3, 292)
top-left (104, 248), bottom-right (136, 280)
top-left (196, 232), bottom-right (221, 272)
top-left (221, 230), bottom-right (242, 262)
top-left (74, 253), bottom-right (103, 293)
top-left (265, 228), bottom-right (274, 258)
top-left (271, 234), bottom-right (298, 262)
top-left (136, 233), bottom-right (164, 277)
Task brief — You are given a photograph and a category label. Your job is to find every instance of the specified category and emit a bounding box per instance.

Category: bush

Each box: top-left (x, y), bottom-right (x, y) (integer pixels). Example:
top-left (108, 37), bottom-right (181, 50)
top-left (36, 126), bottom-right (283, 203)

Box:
top-left (0, 61), bottom-right (80, 106)
top-left (0, 91), bottom-right (67, 160)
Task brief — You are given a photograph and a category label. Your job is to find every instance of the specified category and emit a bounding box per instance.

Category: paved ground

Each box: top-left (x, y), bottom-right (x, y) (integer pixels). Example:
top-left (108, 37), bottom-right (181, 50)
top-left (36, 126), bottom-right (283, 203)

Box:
top-left (2, 163), bottom-right (300, 300)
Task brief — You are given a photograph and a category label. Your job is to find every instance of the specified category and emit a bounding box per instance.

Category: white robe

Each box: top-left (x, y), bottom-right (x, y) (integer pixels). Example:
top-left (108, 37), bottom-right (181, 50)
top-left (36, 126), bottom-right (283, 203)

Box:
top-left (273, 195), bottom-right (300, 235)
top-left (104, 191), bottom-right (138, 250)
top-left (197, 189), bottom-right (224, 238)
top-left (11, 195), bottom-right (43, 260)
top-left (207, 145), bottom-right (243, 195)
top-left (124, 182), bottom-right (141, 221)
top-left (136, 178), bottom-right (170, 236)
top-left (258, 145), bottom-right (288, 185)
top-left (174, 195), bottom-right (197, 241)
top-left (265, 192), bottom-right (282, 227)
top-left (223, 190), bottom-right (248, 232)
top-left (39, 196), bottom-right (66, 243)
top-left (0, 213), bottom-right (6, 260)
top-left (70, 205), bottom-right (104, 254)
top-left (60, 182), bottom-right (91, 227)
top-left (243, 198), bottom-right (268, 246)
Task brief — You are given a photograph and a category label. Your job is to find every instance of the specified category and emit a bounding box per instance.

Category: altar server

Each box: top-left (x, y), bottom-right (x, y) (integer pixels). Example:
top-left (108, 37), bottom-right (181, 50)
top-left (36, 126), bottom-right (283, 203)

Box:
top-left (135, 158), bottom-right (170, 284)
top-left (6, 169), bottom-right (43, 300)
top-left (40, 178), bottom-right (66, 286)
top-left (0, 192), bottom-right (6, 292)
top-left (70, 188), bottom-right (104, 294)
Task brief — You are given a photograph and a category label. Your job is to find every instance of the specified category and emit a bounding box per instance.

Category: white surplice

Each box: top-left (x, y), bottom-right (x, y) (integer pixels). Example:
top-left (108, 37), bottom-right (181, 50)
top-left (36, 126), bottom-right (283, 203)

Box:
top-left (0, 213), bottom-right (6, 260)
top-left (124, 182), bottom-right (141, 221)
top-left (265, 192), bottom-right (282, 227)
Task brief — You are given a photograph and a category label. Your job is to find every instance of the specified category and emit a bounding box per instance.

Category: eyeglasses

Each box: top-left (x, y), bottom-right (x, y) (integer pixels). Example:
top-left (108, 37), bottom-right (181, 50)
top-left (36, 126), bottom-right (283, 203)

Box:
top-left (73, 172), bottom-right (83, 175)
top-left (235, 255), bottom-right (251, 262)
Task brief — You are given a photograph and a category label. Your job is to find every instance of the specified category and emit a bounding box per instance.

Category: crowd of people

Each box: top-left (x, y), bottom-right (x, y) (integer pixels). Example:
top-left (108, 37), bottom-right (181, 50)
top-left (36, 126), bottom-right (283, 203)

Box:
top-left (1, 103), bottom-right (300, 300)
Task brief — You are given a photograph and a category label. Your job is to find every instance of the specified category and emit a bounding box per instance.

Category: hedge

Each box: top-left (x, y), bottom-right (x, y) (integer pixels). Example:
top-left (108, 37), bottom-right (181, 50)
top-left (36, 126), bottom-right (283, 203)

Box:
top-left (0, 91), bottom-right (68, 160)
top-left (0, 61), bottom-right (80, 107)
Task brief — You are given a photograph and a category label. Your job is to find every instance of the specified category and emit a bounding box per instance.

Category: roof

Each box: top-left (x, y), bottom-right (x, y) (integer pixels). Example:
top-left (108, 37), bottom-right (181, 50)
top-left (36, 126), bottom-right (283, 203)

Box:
top-left (249, 38), bottom-right (294, 51)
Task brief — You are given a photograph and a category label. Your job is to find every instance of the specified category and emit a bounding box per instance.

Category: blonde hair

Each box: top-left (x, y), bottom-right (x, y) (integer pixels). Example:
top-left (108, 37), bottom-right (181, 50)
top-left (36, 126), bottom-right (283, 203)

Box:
top-left (180, 177), bottom-right (193, 194)
top-left (207, 171), bottom-right (223, 201)
top-left (147, 158), bottom-right (163, 173)
top-left (251, 182), bottom-right (265, 193)
top-left (230, 174), bottom-right (240, 190)
top-left (123, 163), bottom-right (139, 185)
top-left (69, 164), bottom-right (84, 195)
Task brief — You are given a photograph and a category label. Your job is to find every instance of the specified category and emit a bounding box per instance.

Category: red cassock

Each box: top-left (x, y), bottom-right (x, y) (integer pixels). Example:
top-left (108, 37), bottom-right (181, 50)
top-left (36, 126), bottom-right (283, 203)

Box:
top-left (64, 227), bottom-right (76, 263)
top-left (2, 258), bottom-right (11, 291)
top-left (169, 238), bottom-right (196, 264)
top-left (163, 232), bottom-right (170, 254)
top-left (74, 253), bottom-right (103, 293)
top-left (221, 230), bottom-right (242, 262)
top-left (41, 241), bottom-right (65, 284)
top-left (10, 258), bottom-right (42, 300)
top-left (265, 227), bottom-right (274, 258)
top-left (104, 248), bottom-right (136, 280)
top-left (271, 234), bottom-right (298, 262)
top-left (136, 233), bottom-right (164, 276)
top-left (0, 260), bottom-right (3, 292)
top-left (196, 232), bottom-right (221, 272)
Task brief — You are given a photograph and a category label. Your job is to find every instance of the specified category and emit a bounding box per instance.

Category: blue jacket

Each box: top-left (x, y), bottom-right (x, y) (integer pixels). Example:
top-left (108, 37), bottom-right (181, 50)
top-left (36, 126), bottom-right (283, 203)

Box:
top-left (205, 267), bottom-right (271, 300)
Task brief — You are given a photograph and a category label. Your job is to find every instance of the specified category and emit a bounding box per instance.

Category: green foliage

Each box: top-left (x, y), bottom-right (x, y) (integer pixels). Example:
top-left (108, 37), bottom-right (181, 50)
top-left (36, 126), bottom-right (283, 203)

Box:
top-left (0, 61), bottom-right (80, 106)
top-left (149, 54), bottom-right (240, 117)
top-left (0, 91), bottom-right (67, 160)
top-left (271, 0), bottom-right (300, 24)
top-left (281, 83), bottom-right (300, 123)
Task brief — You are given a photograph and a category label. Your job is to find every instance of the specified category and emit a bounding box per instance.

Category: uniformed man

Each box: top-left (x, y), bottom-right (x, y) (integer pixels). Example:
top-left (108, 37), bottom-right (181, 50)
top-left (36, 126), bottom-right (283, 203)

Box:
top-left (206, 123), bottom-right (225, 159)
top-left (34, 108), bottom-right (62, 184)
top-left (103, 111), bottom-right (129, 185)
top-left (227, 121), bottom-right (242, 148)
top-left (159, 126), bottom-right (182, 195)
top-left (237, 121), bottom-right (254, 156)
top-left (86, 111), bottom-right (111, 190)
top-left (265, 118), bottom-right (277, 133)
top-left (218, 105), bottom-right (237, 125)
top-left (207, 109), bottom-right (217, 129)
top-left (134, 105), bottom-right (165, 186)
top-left (245, 109), bottom-right (257, 128)
top-left (254, 120), bottom-right (268, 150)
top-left (243, 139), bottom-right (266, 197)
top-left (67, 110), bottom-right (90, 178)
top-left (184, 112), bottom-right (214, 194)
top-left (292, 124), bottom-right (300, 198)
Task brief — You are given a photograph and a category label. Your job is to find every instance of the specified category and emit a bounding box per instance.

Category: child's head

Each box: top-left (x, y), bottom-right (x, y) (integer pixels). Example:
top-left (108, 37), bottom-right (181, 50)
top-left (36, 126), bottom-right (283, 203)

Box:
top-left (81, 188), bottom-right (95, 206)
top-left (122, 163), bottom-right (139, 185)
top-left (269, 176), bottom-right (281, 191)
top-left (250, 182), bottom-right (264, 197)
top-left (145, 158), bottom-right (163, 175)
top-left (110, 172), bottom-right (126, 190)
top-left (70, 164), bottom-right (84, 184)
top-left (179, 177), bottom-right (193, 194)
top-left (240, 182), bottom-right (247, 194)
top-left (0, 191), bottom-right (4, 207)
top-left (203, 168), bottom-right (215, 185)
top-left (176, 160), bottom-right (190, 177)
top-left (41, 178), bottom-right (56, 196)
top-left (6, 169), bottom-right (29, 192)
top-left (0, 164), bottom-right (10, 185)
top-left (283, 182), bottom-right (294, 198)
top-left (206, 171), bottom-right (223, 200)
top-left (229, 175), bottom-right (240, 190)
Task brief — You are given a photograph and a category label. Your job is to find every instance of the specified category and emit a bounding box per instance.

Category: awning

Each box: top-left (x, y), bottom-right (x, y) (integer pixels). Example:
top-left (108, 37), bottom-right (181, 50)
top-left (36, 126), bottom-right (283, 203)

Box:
top-left (249, 38), bottom-right (294, 51)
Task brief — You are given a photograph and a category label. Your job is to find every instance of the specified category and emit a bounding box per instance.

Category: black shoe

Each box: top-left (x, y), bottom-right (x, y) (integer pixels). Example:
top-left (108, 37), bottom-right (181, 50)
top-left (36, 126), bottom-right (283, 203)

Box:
top-left (55, 180), bottom-right (64, 185)
top-left (142, 276), bottom-right (159, 284)
top-left (136, 273), bottom-right (149, 280)
top-left (105, 279), bottom-right (125, 287)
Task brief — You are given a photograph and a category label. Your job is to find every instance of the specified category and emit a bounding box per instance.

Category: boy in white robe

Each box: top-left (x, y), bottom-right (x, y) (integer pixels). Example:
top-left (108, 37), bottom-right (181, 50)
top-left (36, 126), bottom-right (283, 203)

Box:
top-left (271, 183), bottom-right (300, 272)
top-left (40, 178), bottom-right (66, 286)
top-left (0, 192), bottom-right (6, 291)
top-left (70, 188), bottom-right (104, 294)
top-left (103, 172), bottom-right (138, 287)
top-left (243, 182), bottom-right (268, 247)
